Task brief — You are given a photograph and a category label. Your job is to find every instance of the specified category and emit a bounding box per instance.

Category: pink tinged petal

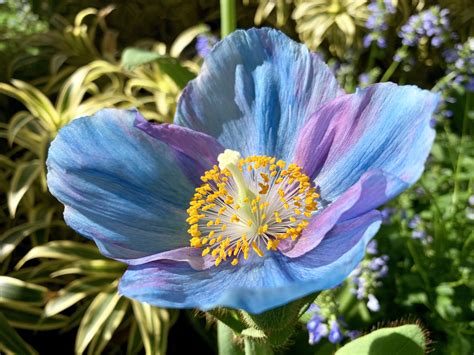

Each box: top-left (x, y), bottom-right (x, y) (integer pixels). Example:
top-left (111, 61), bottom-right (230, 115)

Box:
top-left (294, 83), bottom-right (439, 201)
top-left (135, 114), bottom-right (224, 172)
top-left (116, 247), bottom-right (214, 269)
top-left (282, 170), bottom-right (407, 258)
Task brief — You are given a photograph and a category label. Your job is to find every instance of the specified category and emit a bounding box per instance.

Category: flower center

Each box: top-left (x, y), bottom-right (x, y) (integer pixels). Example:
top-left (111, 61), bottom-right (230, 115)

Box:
top-left (186, 149), bottom-right (319, 267)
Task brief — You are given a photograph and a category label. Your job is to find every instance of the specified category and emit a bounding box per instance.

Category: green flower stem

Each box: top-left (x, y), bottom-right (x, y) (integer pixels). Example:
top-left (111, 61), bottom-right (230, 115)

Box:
top-left (431, 71), bottom-right (457, 92)
top-left (210, 309), bottom-right (246, 333)
top-left (244, 337), bottom-right (273, 355)
top-left (220, 0), bottom-right (237, 38)
top-left (401, 218), bottom-right (433, 310)
top-left (380, 60), bottom-right (400, 82)
top-left (380, 45), bottom-right (407, 82)
top-left (218, 321), bottom-right (244, 355)
top-left (213, 294), bottom-right (317, 353)
top-left (418, 179), bottom-right (446, 258)
top-left (239, 293), bottom-right (317, 347)
top-left (366, 43), bottom-right (376, 71)
top-left (442, 122), bottom-right (458, 171)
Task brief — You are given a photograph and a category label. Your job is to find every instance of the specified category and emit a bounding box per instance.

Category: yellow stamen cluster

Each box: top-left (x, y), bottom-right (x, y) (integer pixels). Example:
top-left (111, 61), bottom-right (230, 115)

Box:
top-left (186, 152), bottom-right (319, 267)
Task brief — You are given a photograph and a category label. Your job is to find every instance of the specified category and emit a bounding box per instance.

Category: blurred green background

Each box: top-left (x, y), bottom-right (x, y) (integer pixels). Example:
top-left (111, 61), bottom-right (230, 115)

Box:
top-left (0, 0), bottom-right (472, 354)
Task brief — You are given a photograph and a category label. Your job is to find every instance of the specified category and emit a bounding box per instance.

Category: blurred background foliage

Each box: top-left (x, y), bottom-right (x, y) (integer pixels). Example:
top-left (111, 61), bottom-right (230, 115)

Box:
top-left (0, 0), bottom-right (472, 354)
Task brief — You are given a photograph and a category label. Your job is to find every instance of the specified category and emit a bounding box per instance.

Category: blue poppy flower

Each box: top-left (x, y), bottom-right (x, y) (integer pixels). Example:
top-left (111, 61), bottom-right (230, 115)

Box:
top-left (47, 28), bottom-right (439, 314)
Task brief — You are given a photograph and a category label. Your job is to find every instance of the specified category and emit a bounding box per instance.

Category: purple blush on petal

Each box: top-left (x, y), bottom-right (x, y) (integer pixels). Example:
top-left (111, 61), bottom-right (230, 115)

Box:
top-left (115, 246), bottom-right (213, 270)
top-left (134, 113), bottom-right (225, 185)
top-left (135, 113), bottom-right (224, 167)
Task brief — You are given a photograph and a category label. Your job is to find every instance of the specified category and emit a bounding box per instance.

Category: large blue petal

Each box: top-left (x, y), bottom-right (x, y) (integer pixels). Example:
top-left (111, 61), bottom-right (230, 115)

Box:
top-left (175, 28), bottom-right (341, 160)
top-left (47, 109), bottom-right (201, 261)
top-left (294, 83), bottom-right (439, 201)
top-left (118, 210), bottom-right (380, 314)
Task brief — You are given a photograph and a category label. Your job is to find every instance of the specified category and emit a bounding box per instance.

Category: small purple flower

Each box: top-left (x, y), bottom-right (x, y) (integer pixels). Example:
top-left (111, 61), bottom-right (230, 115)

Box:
top-left (408, 214), bottom-right (421, 229)
top-left (367, 294), bottom-right (380, 312)
top-left (306, 299), bottom-right (359, 345)
top-left (363, 34), bottom-right (373, 48)
top-left (380, 207), bottom-right (395, 224)
top-left (377, 37), bottom-right (387, 48)
top-left (307, 314), bottom-right (323, 331)
top-left (412, 230), bottom-right (427, 240)
top-left (366, 240), bottom-right (378, 255)
top-left (347, 330), bottom-right (361, 340)
top-left (369, 255), bottom-right (388, 270)
top-left (359, 73), bottom-right (370, 85)
top-left (442, 110), bottom-right (453, 118)
top-left (307, 314), bottom-right (328, 344)
top-left (467, 78), bottom-right (474, 92)
top-left (364, 0), bottom-right (396, 48)
top-left (443, 48), bottom-right (457, 62)
top-left (350, 246), bottom-right (388, 308)
top-left (414, 187), bottom-right (425, 196)
top-left (398, 6), bottom-right (454, 51)
top-left (196, 34), bottom-right (218, 58)
top-left (431, 36), bottom-right (442, 47)
top-left (328, 320), bottom-right (344, 343)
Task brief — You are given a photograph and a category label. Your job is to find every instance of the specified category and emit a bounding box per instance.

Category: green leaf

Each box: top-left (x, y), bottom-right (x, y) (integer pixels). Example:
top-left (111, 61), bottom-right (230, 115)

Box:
top-left (49, 259), bottom-right (125, 278)
top-left (0, 312), bottom-right (37, 355)
top-left (131, 300), bottom-right (174, 355)
top-left (155, 57), bottom-right (195, 89)
top-left (15, 240), bottom-right (105, 269)
top-left (0, 276), bottom-right (48, 305)
top-left (121, 48), bottom-right (162, 70)
top-left (0, 80), bottom-right (60, 131)
top-left (56, 60), bottom-right (123, 124)
top-left (170, 24), bottom-right (210, 58)
top-left (7, 111), bottom-right (35, 146)
top-left (7, 160), bottom-right (41, 217)
top-left (127, 320), bottom-right (144, 355)
top-left (335, 325), bottom-right (427, 355)
top-left (0, 221), bottom-right (58, 263)
top-left (45, 277), bottom-right (116, 316)
top-left (0, 303), bottom-right (68, 330)
top-left (75, 289), bottom-right (121, 354)
top-left (0, 155), bottom-right (15, 169)
top-left (121, 48), bottom-right (194, 88)
top-left (9, 260), bottom-right (69, 284)
top-left (87, 297), bottom-right (129, 355)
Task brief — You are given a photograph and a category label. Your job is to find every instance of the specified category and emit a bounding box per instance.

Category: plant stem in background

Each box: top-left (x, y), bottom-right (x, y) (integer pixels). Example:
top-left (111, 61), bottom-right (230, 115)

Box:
top-left (452, 92), bottom-right (472, 208)
top-left (380, 45), bottom-right (408, 82)
top-left (380, 60), bottom-right (400, 82)
top-left (220, 0), bottom-right (237, 38)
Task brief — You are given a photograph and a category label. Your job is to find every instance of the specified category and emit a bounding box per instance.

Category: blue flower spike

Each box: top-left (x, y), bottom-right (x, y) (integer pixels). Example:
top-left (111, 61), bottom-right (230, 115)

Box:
top-left (47, 28), bottom-right (438, 314)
